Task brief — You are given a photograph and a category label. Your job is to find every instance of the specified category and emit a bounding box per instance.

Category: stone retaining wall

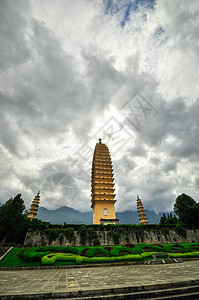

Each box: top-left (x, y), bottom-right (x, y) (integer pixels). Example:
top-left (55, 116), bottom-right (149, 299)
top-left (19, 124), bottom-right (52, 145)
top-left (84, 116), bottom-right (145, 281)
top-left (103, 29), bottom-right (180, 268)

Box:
top-left (24, 226), bottom-right (199, 247)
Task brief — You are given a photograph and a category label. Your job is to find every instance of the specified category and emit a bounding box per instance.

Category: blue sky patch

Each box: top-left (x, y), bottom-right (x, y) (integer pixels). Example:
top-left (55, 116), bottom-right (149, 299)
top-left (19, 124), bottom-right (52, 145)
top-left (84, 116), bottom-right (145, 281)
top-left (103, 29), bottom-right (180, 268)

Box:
top-left (104, 0), bottom-right (155, 27)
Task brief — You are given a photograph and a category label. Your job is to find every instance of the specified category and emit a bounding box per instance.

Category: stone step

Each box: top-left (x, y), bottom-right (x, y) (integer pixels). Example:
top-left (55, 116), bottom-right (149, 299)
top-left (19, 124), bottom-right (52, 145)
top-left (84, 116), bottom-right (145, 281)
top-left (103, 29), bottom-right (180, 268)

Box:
top-left (1, 282), bottom-right (199, 300)
top-left (151, 291), bottom-right (199, 299)
top-left (52, 285), bottom-right (199, 300)
top-left (31, 286), bottom-right (198, 300)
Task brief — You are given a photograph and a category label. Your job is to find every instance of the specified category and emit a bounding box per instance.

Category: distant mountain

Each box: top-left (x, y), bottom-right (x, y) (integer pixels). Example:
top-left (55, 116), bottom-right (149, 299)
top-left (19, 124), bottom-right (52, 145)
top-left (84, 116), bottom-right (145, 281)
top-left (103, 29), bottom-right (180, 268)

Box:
top-left (37, 206), bottom-right (167, 225)
top-left (116, 210), bottom-right (162, 225)
top-left (37, 206), bottom-right (93, 225)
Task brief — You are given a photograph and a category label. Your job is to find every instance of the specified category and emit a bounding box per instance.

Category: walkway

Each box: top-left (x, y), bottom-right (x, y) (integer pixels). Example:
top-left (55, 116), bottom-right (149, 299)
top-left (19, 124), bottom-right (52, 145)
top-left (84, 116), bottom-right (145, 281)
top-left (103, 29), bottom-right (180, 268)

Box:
top-left (0, 261), bottom-right (199, 297)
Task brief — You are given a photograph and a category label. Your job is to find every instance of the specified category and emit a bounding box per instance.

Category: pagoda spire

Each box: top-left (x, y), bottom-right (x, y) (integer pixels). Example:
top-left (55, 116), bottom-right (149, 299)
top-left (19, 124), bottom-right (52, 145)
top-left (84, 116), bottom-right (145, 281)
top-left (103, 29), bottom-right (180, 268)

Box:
top-left (136, 195), bottom-right (148, 224)
top-left (28, 191), bottom-right (40, 219)
top-left (91, 139), bottom-right (119, 224)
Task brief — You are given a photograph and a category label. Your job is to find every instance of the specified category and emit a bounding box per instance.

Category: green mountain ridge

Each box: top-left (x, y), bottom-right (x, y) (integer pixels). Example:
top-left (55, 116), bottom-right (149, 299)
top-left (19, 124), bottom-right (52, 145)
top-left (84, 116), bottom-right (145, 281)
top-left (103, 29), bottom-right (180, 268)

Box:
top-left (37, 206), bottom-right (167, 225)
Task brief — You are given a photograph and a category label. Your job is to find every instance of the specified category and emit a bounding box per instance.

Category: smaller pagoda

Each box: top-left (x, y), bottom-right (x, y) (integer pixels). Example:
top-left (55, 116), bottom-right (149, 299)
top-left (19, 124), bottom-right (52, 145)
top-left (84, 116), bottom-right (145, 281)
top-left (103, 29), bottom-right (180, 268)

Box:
top-left (28, 191), bottom-right (40, 219)
top-left (136, 195), bottom-right (148, 224)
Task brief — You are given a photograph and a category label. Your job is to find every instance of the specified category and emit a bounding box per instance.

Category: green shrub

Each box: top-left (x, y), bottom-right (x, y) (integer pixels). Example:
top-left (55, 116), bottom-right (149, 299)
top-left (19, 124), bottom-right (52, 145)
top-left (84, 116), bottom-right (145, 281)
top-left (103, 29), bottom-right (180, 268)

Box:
top-left (125, 233), bottom-right (129, 243)
top-left (161, 227), bottom-right (170, 235)
top-left (141, 252), bottom-right (156, 259)
top-left (93, 238), bottom-right (101, 246)
top-left (42, 253), bottom-right (77, 265)
top-left (63, 228), bottom-right (74, 243)
top-left (118, 251), bottom-right (131, 256)
top-left (84, 247), bottom-right (110, 257)
top-left (142, 244), bottom-right (164, 252)
top-left (76, 256), bottom-right (83, 264)
top-left (20, 243), bottom-right (199, 265)
top-left (47, 228), bottom-right (60, 245)
top-left (111, 246), bottom-right (137, 256)
top-left (169, 251), bottom-right (199, 258)
top-left (58, 234), bottom-right (64, 245)
top-left (79, 225), bottom-right (87, 245)
top-left (130, 243), bottom-right (168, 254)
top-left (161, 243), bottom-right (197, 253)
top-left (175, 224), bottom-right (187, 238)
top-left (113, 232), bottom-right (119, 244)
top-left (22, 246), bottom-right (78, 262)
top-left (190, 244), bottom-right (199, 251)
top-left (135, 228), bottom-right (144, 243)
top-left (41, 252), bottom-right (143, 265)
top-left (170, 246), bottom-right (187, 253)
top-left (88, 228), bottom-right (94, 244)
top-left (41, 236), bottom-right (46, 246)
top-left (23, 247), bottom-right (48, 262)
top-left (82, 254), bottom-right (143, 264)
top-left (129, 244), bottom-right (144, 254)
top-left (42, 254), bottom-right (57, 265)
top-left (93, 233), bottom-right (101, 246)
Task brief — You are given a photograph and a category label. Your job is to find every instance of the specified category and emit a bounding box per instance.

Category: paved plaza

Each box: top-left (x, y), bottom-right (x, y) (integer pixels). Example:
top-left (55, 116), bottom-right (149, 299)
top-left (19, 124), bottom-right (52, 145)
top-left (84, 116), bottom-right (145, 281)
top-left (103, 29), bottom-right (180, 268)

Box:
top-left (0, 261), bottom-right (199, 296)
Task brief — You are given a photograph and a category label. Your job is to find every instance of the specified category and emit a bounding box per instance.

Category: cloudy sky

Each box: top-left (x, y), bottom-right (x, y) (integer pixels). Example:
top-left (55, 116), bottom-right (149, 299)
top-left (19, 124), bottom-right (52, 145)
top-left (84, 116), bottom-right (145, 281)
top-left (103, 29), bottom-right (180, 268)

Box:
top-left (0, 0), bottom-right (199, 214)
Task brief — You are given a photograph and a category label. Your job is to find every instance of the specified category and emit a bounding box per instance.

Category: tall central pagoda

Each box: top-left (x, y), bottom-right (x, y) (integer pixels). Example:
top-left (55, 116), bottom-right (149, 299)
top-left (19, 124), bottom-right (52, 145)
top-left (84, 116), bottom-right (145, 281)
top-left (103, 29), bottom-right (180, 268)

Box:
top-left (91, 139), bottom-right (119, 224)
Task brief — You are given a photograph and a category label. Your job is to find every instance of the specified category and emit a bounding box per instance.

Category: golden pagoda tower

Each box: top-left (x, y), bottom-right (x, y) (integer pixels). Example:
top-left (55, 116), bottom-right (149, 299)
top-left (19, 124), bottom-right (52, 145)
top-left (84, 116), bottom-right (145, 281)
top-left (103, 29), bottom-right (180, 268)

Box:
top-left (136, 195), bottom-right (148, 224)
top-left (91, 139), bottom-right (119, 225)
top-left (28, 191), bottom-right (40, 219)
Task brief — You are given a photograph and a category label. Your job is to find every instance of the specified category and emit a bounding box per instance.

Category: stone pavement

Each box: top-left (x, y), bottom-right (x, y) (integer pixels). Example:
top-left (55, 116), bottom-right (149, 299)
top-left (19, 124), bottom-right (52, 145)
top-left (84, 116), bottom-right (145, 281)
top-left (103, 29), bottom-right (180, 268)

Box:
top-left (0, 261), bottom-right (199, 296)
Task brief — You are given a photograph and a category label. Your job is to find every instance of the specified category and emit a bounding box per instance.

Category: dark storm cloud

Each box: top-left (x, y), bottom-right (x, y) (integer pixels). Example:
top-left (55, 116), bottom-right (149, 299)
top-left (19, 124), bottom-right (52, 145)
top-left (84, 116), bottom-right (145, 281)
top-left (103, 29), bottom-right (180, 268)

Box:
top-left (0, 0), bottom-right (31, 71)
top-left (0, 0), bottom-right (198, 214)
top-left (0, 1), bottom-right (122, 155)
top-left (114, 155), bottom-right (136, 178)
top-left (0, 0), bottom-right (125, 210)
top-left (115, 95), bottom-right (199, 212)
top-left (125, 97), bottom-right (199, 159)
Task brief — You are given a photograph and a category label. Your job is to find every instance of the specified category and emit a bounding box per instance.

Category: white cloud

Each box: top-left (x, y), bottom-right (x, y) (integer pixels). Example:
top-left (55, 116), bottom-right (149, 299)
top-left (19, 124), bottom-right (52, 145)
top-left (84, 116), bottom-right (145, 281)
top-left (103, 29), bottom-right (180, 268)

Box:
top-left (0, 0), bottom-right (199, 216)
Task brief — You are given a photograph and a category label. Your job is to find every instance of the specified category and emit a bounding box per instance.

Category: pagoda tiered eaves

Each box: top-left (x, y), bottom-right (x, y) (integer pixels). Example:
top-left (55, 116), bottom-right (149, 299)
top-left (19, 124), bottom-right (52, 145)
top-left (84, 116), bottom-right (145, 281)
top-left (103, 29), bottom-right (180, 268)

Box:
top-left (28, 192), bottom-right (40, 219)
top-left (136, 196), bottom-right (148, 225)
top-left (92, 178), bottom-right (114, 184)
top-left (91, 139), bottom-right (118, 224)
top-left (93, 174), bottom-right (114, 179)
top-left (92, 168), bottom-right (113, 173)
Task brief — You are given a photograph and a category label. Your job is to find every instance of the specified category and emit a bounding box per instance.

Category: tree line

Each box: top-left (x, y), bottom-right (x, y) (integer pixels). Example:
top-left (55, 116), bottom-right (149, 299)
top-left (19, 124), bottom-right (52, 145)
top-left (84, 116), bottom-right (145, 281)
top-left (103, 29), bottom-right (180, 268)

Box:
top-left (0, 193), bottom-right (199, 247)
top-left (159, 193), bottom-right (199, 227)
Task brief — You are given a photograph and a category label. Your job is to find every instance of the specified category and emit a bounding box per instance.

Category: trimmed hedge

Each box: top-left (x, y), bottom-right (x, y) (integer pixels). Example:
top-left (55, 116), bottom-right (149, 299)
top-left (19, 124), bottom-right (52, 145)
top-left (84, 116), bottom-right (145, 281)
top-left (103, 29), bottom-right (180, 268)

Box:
top-left (22, 246), bottom-right (78, 262)
top-left (42, 253), bottom-right (77, 265)
top-left (41, 253), bottom-right (143, 265)
top-left (140, 252), bottom-right (157, 259)
top-left (20, 243), bottom-right (199, 265)
top-left (84, 247), bottom-right (110, 257)
top-left (140, 251), bottom-right (199, 260)
top-left (111, 246), bottom-right (139, 256)
top-left (169, 252), bottom-right (199, 258)
top-left (140, 244), bottom-right (164, 252)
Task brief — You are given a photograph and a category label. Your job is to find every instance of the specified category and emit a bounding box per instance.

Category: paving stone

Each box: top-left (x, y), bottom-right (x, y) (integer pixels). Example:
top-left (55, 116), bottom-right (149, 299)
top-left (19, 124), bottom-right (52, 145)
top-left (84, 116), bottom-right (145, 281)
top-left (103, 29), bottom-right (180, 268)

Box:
top-left (0, 261), bottom-right (199, 296)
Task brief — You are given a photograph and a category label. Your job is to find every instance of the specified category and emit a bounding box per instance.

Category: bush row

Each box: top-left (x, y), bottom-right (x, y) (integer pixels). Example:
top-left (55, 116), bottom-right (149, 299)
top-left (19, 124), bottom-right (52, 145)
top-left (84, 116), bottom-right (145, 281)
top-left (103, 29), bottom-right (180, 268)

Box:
top-left (41, 251), bottom-right (199, 265)
top-left (41, 253), bottom-right (143, 265)
top-left (20, 243), bottom-right (199, 263)
top-left (22, 246), bottom-right (78, 262)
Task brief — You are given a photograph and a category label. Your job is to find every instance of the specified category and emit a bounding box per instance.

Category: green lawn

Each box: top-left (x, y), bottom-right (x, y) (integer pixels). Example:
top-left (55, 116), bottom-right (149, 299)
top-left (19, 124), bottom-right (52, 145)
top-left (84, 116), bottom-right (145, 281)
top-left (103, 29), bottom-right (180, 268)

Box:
top-left (0, 248), bottom-right (41, 267)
